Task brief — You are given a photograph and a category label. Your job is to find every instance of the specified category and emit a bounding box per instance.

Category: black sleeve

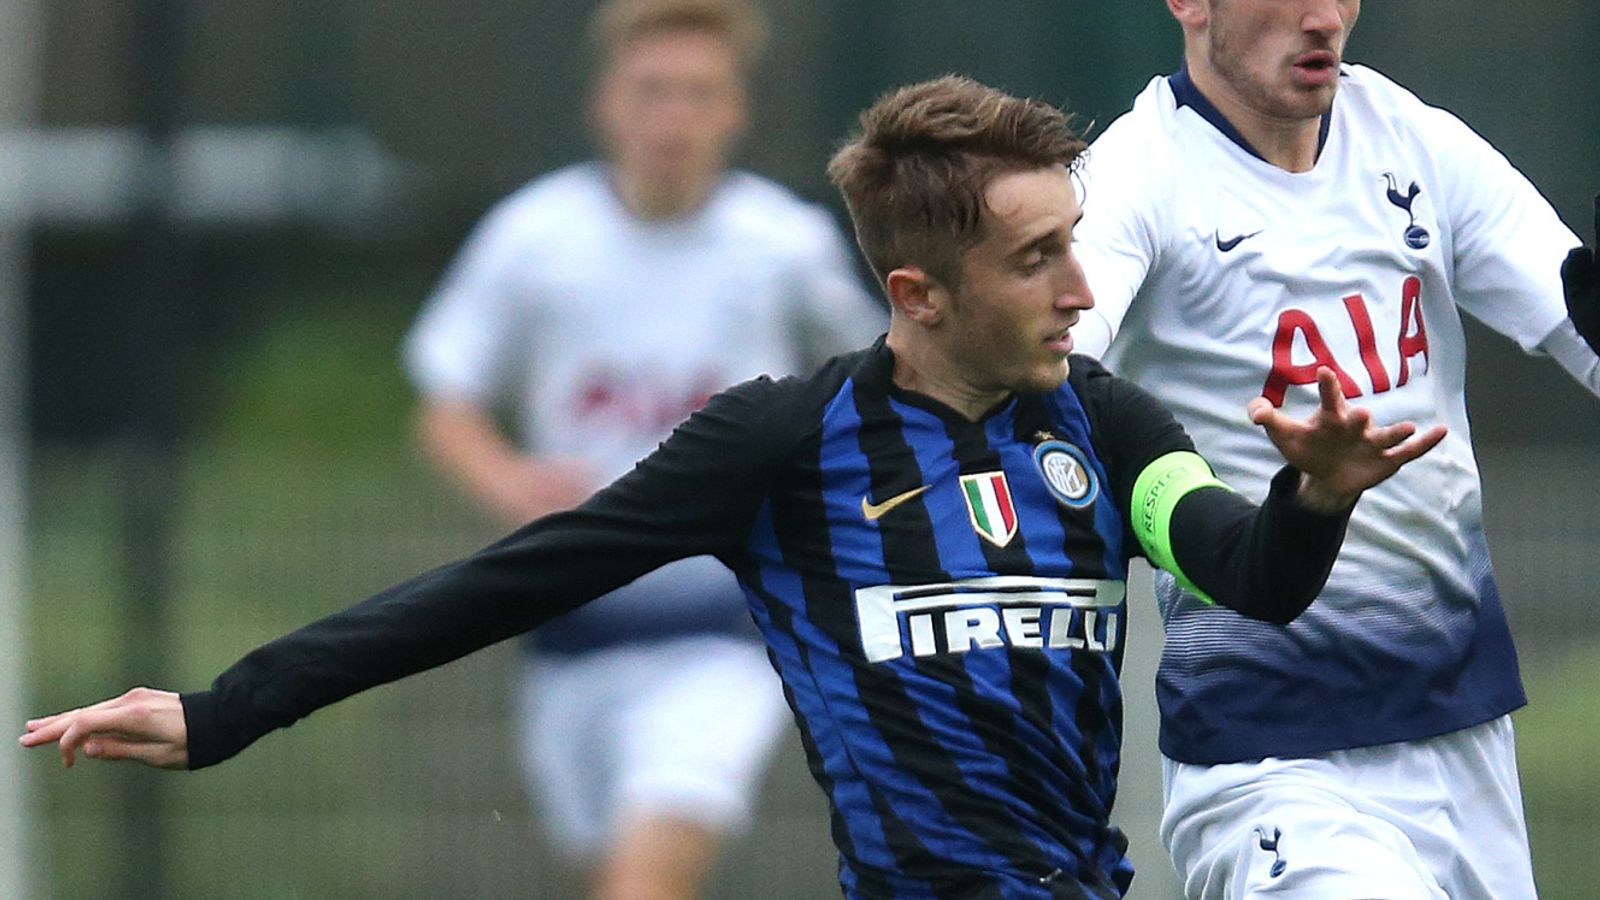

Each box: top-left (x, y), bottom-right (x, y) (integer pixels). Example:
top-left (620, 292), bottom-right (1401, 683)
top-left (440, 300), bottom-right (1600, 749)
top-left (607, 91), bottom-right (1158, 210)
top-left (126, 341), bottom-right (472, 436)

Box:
top-left (1073, 357), bottom-right (1352, 625)
top-left (181, 375), bottom-right (802, 769)
top-left (1167, 470), bottom-right (1351, 624)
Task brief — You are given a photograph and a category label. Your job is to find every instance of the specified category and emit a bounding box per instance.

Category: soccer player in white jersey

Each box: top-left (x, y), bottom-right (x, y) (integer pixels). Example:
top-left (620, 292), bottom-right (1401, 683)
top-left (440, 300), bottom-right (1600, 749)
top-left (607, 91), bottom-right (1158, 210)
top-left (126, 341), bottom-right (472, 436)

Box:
top-left (402, 1), bottom-right (882, 897)
top-left (1070, 0), bottom-right (1600, 897)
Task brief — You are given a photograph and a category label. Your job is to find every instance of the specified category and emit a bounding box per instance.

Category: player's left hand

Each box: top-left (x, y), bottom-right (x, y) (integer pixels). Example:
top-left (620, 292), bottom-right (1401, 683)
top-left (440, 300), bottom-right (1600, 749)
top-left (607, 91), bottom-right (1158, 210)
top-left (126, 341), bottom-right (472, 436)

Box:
top-left (1248, 367), bottom-right (1448, 513)
top-left (19, 687), bottom-right (189, 770)
top-left (1560, 193), bottom-right (1600, 354)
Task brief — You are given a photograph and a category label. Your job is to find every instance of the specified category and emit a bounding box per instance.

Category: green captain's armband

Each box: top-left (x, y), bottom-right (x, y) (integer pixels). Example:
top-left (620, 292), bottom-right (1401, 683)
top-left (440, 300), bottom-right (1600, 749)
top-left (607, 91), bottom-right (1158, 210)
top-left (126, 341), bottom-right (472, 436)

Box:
top-left (1131, 450), bottom-right (1230, 606)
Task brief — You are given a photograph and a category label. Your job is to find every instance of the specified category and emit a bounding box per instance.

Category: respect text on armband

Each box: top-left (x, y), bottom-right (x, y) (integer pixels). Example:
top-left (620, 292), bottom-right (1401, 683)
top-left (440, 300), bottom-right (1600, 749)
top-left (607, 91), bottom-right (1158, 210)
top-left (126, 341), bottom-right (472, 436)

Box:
top-left (1139, 465), bottom-right (1184, 535)
top-left (853, 576), bottom-right (1127, 663)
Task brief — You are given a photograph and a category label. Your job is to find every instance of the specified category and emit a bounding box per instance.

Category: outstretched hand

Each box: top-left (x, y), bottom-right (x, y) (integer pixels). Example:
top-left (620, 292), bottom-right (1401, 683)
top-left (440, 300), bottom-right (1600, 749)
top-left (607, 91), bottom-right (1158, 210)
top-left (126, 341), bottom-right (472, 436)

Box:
top-left (1560, 194), bottom-right (1600, 354)
top-left (1247, 367), bottom-right (1448, 513)
top-left (19, 687), bottom-right (188, 770)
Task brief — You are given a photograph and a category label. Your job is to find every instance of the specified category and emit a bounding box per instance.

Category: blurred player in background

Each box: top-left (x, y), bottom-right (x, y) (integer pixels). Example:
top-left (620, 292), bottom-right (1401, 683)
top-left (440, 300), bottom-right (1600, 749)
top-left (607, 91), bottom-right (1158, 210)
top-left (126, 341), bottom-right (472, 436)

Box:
top-left (1071, 0), bottom-right (1600, 896)
top-left (401, 0), bottom-right (882, 897)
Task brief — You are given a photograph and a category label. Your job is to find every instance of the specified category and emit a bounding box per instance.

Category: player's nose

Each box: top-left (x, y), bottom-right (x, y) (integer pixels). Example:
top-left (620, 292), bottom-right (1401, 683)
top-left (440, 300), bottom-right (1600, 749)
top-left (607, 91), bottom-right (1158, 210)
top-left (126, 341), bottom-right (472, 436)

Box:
top-left (1059, 284), bottom-right (1094, 312)
top-left (1057, 252), bottom-right (1095, 310)
top-left (1301, 0), bottom-right (1348, 38)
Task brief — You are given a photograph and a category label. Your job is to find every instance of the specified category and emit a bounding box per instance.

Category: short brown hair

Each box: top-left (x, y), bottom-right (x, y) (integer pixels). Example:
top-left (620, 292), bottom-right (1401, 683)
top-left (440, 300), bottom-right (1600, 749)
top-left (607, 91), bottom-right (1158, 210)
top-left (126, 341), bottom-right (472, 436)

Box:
top-left (828, 76), bottom-right (1087, 287)
top-left (590, 0), bottom-right (769, 68)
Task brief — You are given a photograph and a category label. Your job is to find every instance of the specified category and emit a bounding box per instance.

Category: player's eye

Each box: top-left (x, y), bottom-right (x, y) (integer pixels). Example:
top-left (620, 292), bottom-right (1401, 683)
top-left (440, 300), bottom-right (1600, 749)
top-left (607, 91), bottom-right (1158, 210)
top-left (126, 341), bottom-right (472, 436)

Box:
top-left (1019, 247), bottom-right (1057, 274)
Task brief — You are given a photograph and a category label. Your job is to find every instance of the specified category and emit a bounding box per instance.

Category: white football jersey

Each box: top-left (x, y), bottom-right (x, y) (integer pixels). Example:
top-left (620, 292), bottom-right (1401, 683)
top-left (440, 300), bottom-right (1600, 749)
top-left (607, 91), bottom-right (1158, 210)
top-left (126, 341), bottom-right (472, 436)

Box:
top-left (405, 162), bottom-right (884, 654)
top-left (407, 162), bottom-right (883, 482)
top-left (1074, 65), bottom-right (1593, 763)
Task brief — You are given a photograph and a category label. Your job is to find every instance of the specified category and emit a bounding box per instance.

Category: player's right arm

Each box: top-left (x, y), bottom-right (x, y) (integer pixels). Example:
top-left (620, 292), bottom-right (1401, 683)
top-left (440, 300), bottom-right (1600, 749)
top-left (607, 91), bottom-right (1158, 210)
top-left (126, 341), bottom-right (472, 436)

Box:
top-left (785, 203), bottom-right (887, 362)
top-left (402, 191), bottom-right (598, 524)
top-left (21, 375), bottom-right (802, 771)
top-left (415, 399), bottom-right (595, 526)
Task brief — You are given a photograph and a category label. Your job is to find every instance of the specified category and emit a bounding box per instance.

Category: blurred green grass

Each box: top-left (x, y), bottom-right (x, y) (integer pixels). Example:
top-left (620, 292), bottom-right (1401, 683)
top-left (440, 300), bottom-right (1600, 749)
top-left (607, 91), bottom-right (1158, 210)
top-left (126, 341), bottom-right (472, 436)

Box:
top-left (22, 290), bottom-right (1600, 898)
top-left (1519, 647), bottom-right (1600, 897)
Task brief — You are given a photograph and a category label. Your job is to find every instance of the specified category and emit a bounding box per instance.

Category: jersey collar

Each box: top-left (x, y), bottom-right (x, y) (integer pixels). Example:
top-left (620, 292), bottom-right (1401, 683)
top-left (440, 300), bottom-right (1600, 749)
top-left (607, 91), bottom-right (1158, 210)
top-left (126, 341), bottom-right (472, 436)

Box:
top-left (1167, 63), bottom-right (1334, 165)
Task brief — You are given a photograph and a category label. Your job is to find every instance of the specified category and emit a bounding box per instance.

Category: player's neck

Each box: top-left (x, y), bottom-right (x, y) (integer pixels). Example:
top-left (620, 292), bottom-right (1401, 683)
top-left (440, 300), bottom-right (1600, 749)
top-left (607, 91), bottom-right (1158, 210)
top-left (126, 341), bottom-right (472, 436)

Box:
top-left (611, 169), bottom-right (721, 221)
top-left (885, 327), bottom-right (1008, 422)
top-left (1187, 63), bottom-right (1323, 174)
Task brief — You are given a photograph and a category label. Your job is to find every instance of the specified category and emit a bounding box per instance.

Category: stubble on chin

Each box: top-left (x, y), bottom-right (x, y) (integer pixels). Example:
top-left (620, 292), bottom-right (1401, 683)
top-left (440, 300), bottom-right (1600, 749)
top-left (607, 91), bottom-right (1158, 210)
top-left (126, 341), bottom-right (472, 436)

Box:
top-left (1207, 32), bottom-right (1338, 121)
top-left (1027, 358), bottom-right (1072, 394)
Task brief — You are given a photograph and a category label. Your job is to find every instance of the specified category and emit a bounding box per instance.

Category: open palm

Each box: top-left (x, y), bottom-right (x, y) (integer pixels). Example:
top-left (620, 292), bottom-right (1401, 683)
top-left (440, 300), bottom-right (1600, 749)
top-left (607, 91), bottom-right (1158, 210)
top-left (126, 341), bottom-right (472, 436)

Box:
top-left (1247, 367), bottom-right (1448, 510)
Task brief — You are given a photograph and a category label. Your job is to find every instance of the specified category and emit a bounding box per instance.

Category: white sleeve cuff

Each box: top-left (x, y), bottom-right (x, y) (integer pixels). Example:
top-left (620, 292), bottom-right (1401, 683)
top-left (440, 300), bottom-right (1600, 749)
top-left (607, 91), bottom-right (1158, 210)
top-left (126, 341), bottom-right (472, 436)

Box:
top-left (1537, 319), bottom-right (1600, 397)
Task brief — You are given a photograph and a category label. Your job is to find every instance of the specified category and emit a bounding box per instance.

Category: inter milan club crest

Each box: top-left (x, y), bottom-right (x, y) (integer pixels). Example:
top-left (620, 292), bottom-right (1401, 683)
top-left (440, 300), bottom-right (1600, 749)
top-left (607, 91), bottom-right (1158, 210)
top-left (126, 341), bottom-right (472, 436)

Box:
top-left (1033, 440), bottom-right (1098, 509)
top-left (959, 471), bottom-right (1018, 548)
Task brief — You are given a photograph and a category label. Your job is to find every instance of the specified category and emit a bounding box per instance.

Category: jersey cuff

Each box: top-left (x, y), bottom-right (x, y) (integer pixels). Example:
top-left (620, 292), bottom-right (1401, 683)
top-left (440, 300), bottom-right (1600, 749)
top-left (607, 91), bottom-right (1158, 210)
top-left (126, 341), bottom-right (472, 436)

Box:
top-left (1131, 450), bottom-right (1230, 604)
top-left (180, 689), bottom-right (227, 770)
top-left (1539, 319), bottom-right (1600, 396)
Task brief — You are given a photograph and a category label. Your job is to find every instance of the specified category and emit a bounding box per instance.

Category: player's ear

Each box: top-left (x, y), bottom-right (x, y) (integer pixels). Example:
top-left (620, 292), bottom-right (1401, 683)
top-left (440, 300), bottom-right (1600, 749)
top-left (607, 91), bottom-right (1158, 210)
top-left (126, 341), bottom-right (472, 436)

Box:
top-left (1167, 0), bottom-right (1208, 31)
top-left (886, 266), bottom-right (944, 326)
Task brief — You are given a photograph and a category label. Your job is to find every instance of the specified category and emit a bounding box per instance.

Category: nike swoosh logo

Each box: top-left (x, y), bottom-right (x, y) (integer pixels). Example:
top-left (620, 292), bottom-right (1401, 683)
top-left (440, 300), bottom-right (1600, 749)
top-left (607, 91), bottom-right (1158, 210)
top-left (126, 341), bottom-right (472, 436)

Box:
top-left (1215, 230), bottom-right (1262, 252)
top-left (861, 485), bottom-right (931, 521)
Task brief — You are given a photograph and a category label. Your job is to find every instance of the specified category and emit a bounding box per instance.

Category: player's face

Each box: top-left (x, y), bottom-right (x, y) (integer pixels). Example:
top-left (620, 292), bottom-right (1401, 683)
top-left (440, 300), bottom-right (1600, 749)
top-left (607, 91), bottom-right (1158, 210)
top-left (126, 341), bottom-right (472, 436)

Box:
top-left (593, 29), bottom-right (747, 203)
top-left (942, 166), bottom-right (1094, 396)
top-left (1198, 0), bottom-right (1359, 120)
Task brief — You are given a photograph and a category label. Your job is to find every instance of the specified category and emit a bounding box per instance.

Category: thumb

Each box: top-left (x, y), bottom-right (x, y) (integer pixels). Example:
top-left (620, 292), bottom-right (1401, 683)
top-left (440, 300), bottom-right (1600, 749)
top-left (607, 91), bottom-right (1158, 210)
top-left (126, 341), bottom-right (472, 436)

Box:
top-left (83, 738), bottom-right (129, 760)
top-left (83, 737), bottom-right (186, 769)
top-left (1247, 397), bottom-right (1275, 425)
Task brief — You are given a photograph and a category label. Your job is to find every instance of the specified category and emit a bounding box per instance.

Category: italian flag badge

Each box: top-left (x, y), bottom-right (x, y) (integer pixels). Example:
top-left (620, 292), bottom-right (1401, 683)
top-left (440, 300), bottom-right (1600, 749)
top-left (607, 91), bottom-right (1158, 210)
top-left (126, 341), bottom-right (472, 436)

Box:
top-left (959, 471), bottom-right (1018, 548)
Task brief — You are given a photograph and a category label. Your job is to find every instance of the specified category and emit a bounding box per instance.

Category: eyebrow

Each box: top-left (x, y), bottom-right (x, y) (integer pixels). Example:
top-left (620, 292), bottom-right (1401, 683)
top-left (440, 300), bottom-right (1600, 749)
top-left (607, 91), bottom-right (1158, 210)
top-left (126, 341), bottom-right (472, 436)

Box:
top-left (1009, 211), bottom-right (1083, 259)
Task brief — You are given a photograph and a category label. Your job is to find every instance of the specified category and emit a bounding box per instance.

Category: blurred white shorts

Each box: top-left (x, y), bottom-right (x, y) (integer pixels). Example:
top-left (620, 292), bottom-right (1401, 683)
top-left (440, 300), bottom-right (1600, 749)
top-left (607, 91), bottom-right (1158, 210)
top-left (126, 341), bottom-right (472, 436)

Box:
top-left (515, 635), bottom-right (791, 860)
top-left (1161, 715), bottom-right (1536, 900)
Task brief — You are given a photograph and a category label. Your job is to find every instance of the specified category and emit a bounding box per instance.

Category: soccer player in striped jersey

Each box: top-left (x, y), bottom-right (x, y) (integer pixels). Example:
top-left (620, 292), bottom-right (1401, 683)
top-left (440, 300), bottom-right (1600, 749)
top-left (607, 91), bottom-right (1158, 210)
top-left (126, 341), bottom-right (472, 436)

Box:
top-left (1070, 1), bottom-right (1600, 897)
top-left (22, 76), bottom-right (1446, 899)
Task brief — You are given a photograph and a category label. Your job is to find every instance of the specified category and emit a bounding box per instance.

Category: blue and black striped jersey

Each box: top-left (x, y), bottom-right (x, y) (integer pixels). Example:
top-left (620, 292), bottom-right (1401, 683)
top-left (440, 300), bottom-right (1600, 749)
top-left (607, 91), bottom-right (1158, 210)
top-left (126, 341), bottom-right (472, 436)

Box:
top-left (183, 339), bottom-right (1353, 899)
